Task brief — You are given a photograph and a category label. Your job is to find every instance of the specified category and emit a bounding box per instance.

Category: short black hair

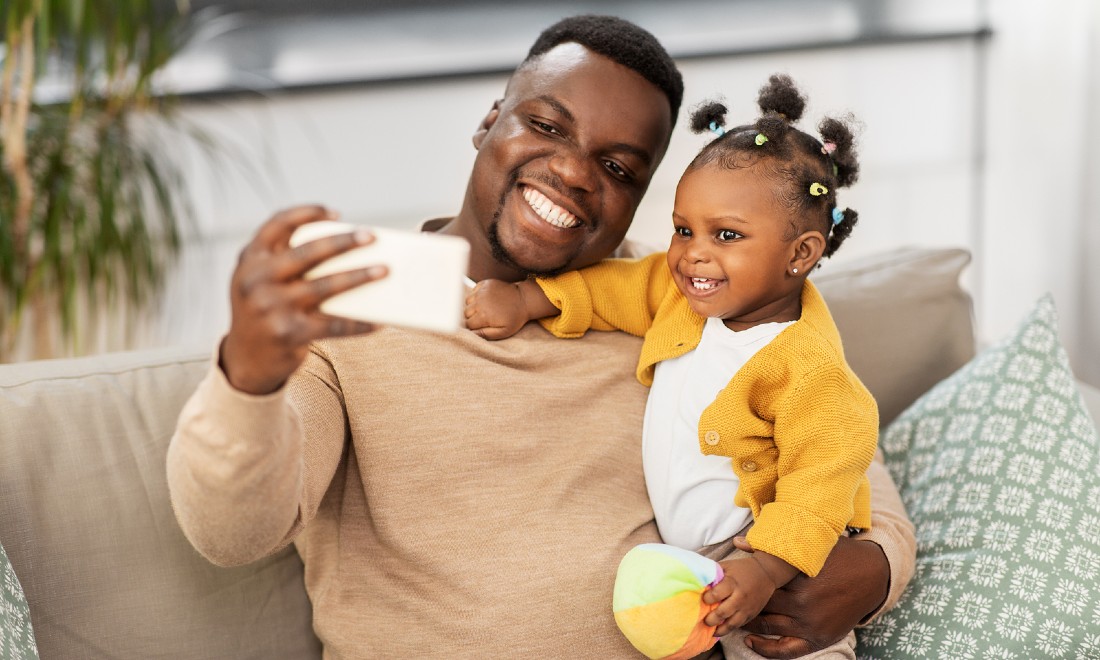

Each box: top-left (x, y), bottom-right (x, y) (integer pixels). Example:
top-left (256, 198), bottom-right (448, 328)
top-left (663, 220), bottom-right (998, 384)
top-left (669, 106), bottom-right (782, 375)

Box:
top-left (524, 14), bottom-right (683, 127)
top-left (688, 74), bottom-right (862, 259)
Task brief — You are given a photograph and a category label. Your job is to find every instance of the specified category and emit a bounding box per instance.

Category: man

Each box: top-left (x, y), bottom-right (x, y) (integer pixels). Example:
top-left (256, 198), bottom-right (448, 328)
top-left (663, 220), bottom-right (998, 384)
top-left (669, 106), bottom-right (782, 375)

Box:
top-left (168, 15), bottom-right (914, 658)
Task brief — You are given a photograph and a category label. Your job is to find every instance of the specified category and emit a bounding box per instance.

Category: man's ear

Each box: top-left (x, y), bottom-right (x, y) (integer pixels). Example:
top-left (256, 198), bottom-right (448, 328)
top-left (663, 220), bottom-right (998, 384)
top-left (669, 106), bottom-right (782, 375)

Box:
top-left (789, 230), bottom-right (826, 275)
top-left (472, 99), bottom-right (502, 150)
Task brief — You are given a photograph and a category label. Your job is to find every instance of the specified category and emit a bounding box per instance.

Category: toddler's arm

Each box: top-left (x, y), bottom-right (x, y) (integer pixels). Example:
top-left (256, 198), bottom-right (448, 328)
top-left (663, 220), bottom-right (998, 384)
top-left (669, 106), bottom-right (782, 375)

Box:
top-left (465, 279), bottom-right (558, 340)
top-left (703, 551), bottom-right (799, 634)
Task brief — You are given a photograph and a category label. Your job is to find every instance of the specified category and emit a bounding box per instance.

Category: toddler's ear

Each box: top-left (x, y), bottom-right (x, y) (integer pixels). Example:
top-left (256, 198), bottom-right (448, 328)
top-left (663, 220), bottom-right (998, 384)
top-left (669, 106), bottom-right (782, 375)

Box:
top-left (789, 230), bottom-right (825, 275)
top-left (472, 100), bottom-right (503, 149)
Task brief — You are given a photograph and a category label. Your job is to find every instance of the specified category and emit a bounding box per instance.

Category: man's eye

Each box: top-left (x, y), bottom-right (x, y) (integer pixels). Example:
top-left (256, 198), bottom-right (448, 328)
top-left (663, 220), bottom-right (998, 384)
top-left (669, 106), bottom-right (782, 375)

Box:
top-left (717, 229), bottom-right (742, 241)
top-left (604, 160), bottom-right (628, 179)
top-left (532, 121), bottom-right (560, 135)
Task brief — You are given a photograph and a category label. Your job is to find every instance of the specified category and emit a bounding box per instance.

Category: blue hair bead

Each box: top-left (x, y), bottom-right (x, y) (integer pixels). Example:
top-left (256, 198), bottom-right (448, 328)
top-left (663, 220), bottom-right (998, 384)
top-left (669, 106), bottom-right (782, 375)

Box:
top-left (708, 121), bottom-right (725, 137)
top-left (832, 207), bottom-right (844, 225)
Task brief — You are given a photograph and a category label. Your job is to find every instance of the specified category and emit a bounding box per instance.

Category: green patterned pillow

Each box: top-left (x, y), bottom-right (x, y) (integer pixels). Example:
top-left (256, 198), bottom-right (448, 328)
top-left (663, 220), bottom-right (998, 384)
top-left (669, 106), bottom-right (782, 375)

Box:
top-left (857, 294), bottom-right (1100, 659)
top-left (1, 540), bottom-right (38, 659)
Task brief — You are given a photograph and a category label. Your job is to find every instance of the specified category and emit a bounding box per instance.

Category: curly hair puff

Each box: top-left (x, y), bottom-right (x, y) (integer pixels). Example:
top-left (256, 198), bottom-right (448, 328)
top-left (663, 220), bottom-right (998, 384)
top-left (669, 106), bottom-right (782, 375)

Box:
top-left (687, 74), bottom-right (862, 259)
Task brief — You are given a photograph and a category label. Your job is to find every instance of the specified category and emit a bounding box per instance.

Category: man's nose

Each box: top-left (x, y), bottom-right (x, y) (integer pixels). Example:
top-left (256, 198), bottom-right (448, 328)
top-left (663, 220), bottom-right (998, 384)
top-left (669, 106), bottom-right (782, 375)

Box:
top-left (547, 147), bottom-right (597, 192)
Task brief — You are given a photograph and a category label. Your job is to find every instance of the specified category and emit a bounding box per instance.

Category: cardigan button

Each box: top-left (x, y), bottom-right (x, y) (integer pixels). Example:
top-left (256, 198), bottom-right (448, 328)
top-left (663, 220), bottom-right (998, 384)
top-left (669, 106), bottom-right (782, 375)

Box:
top-left (742, 460), bottom-right (759, 472)
top-left (703, 430), bottom-right (720, 446)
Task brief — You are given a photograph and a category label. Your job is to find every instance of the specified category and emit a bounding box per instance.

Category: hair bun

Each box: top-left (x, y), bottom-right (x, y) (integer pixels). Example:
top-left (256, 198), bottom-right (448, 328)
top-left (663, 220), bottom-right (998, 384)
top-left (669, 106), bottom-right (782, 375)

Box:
top-left (689, 100), bottom-right (729, 134)
top-left (757, 74), bottom-right (805, 124)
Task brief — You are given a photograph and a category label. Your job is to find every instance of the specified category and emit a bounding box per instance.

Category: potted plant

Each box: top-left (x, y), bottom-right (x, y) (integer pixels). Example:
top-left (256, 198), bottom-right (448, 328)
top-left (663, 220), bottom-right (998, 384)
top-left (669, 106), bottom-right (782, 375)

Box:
top-left (1, 0), bottom-right (203, 360)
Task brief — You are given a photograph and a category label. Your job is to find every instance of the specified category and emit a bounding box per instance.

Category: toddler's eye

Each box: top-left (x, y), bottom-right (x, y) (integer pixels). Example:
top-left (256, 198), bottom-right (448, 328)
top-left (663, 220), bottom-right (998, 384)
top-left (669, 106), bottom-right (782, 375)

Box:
top-left (717, 229), bottom-right (742, 241)
top-left (674, 226), bottom-right (692, 238)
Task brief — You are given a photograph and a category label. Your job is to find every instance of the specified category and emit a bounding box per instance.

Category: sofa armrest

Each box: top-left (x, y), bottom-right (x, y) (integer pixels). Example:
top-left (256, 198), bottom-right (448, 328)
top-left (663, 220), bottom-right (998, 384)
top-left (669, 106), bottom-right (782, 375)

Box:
top-left (0, 347), bottom-right (321, 659)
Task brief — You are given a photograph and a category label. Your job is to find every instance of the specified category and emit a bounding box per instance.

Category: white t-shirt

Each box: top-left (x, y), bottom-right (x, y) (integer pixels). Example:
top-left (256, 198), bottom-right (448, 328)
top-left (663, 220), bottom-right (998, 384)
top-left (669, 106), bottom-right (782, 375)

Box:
top-left (643, 316), bottom-right (793, 550)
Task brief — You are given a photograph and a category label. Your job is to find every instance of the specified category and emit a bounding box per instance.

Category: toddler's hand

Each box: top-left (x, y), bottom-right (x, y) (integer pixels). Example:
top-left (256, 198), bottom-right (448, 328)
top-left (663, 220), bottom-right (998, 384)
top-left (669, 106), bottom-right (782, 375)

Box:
top-left (703, 556), bottom-right (778, 636)
top-left (465, 279), bottom-right (529, 340)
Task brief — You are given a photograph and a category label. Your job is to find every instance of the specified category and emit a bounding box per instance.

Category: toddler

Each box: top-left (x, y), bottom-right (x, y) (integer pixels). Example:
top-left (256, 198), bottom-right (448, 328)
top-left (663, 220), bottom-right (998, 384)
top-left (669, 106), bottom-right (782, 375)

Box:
top-left (465, 74), bottom-right (877, 659)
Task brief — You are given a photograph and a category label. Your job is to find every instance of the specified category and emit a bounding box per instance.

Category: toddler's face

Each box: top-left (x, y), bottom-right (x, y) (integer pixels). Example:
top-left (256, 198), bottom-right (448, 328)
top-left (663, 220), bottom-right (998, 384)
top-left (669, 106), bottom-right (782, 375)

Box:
top-left (666, 163), bottom-right (802, 331)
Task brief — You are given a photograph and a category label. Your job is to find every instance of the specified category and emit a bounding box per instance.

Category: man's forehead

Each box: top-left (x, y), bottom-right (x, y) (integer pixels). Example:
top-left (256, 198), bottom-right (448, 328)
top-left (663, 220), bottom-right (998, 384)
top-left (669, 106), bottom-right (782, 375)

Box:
top-left (507, 43), bottom-right (671, 133)
top-left (510, 43), bottom-right (642, 98)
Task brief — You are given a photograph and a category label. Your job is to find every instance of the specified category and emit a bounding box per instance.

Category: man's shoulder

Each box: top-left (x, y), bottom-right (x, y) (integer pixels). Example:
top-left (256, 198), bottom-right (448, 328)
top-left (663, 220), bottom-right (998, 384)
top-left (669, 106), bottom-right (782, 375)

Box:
top-left (419, 217), bottom-right (450, 233)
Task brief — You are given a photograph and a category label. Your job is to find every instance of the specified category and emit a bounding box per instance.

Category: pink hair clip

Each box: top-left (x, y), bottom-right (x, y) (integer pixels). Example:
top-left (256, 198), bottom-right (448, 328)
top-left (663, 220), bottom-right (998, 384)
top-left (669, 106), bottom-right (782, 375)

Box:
top-left (821, 141), bottom-right (837, 155)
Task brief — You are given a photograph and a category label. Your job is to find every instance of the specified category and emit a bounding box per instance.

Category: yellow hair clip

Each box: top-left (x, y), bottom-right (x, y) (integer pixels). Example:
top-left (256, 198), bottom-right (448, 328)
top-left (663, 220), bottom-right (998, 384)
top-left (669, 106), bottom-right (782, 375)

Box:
top-left (809, 182), bottom-right (828, 196)
top-left (754, 133), bottom-right (768, 146)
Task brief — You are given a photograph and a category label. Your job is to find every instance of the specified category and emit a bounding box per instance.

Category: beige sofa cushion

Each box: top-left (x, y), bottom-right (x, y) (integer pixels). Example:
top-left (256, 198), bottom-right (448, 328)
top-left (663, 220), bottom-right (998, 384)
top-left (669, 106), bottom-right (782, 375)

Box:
top-left (814, 247), bottom-right (976, 426)
top-left (0, 348), bottom-right (321, 659)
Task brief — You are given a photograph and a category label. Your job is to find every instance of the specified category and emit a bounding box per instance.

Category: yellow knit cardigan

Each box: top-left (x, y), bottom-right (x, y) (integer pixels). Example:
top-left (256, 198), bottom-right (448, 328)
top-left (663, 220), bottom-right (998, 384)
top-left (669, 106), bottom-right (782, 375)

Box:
top-left (537, 252), bottom-right (877, 576)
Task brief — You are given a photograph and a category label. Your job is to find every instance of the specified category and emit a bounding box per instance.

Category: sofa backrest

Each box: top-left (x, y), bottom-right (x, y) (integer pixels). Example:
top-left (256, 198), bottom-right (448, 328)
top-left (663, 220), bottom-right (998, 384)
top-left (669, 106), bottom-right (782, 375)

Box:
top-left (0, 348), bottom-right (322, 659)
top-left (814, 247), bottom-right (976, 426)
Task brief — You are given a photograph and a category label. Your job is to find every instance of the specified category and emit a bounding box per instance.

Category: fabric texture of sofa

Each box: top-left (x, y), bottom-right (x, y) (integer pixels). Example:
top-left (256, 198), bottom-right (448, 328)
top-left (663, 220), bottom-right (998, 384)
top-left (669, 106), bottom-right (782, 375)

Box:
top-left (1, 246), bottom-right (1097, 659)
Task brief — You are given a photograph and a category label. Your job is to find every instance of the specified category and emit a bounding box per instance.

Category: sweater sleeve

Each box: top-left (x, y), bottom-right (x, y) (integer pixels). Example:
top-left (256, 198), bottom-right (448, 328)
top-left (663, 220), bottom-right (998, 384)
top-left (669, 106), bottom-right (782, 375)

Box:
top-left (745, 363), bottom-right (880, 577)
top-left (852, 451), bottom-right (917, 623)
top-left (167, 342), bottom-right (349, 567)
top-left (536, 252), bottom-right (670, 338)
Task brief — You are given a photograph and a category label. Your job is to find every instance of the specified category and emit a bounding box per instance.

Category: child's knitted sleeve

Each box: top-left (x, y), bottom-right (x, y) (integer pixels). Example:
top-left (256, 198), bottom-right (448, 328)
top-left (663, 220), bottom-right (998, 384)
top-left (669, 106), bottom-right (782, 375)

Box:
top-left (535, 252), bottom-right (671, 338)
top-left (745, 362), bottom-right (878, 577)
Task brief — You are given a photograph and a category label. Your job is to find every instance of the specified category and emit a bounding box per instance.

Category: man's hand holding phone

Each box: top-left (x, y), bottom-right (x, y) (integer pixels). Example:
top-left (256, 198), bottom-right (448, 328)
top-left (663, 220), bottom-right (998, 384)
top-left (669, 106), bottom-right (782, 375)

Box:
top-left (220, 206), bottom-right (388, 395)
top-left (221, 205), bottom-right (471, 395)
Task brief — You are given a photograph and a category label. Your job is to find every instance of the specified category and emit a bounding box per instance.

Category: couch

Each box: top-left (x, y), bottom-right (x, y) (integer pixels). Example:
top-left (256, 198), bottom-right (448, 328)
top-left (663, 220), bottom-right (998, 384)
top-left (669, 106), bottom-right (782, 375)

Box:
top-left (1, 247), bottom-right (1097, 659)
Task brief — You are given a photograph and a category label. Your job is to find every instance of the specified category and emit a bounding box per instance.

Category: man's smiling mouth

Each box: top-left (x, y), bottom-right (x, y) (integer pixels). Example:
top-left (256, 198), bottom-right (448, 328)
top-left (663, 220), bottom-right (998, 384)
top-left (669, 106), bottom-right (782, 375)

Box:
top-left (522, 186), bottom-right (581, 229)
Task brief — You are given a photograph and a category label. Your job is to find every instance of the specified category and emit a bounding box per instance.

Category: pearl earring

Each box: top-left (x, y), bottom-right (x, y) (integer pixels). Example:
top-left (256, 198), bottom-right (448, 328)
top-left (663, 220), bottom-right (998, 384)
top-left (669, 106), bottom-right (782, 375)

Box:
top-left (792, 268), bottom-right (799, 274)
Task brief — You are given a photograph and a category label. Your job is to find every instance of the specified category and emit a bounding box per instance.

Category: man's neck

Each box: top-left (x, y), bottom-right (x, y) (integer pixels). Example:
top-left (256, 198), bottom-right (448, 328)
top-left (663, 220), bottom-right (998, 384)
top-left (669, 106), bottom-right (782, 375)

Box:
top-left (421, 216), bottom-right (528, 283)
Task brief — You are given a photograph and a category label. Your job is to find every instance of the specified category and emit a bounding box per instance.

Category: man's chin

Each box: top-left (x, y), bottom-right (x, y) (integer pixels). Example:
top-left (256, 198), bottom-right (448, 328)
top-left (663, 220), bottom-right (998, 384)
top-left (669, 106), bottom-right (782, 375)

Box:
top-left (487, 223), bottom-right (574, 278)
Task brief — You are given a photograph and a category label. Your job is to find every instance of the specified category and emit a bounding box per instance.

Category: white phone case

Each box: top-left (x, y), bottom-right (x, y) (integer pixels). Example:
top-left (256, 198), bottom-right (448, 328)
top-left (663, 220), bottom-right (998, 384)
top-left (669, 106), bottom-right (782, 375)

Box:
top-left (289, 221), bottom-right (470, 334)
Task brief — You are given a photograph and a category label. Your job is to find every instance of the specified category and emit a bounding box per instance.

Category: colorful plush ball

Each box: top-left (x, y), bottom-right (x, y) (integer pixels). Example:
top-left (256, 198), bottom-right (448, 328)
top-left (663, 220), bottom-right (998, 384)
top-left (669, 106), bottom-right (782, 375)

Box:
top-left (612, 543), bottom-right (724, 659)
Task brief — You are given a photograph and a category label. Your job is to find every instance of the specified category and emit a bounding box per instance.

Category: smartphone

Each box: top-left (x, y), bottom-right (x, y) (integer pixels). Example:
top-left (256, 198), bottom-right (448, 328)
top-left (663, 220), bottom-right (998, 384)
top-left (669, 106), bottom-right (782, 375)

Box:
top-left (289, 221), bottom-right (471, 334)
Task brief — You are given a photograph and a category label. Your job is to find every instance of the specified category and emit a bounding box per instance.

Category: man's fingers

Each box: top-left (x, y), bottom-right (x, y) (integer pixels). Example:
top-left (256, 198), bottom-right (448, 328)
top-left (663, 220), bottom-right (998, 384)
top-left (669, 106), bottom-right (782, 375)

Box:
top-left (741, 634), bottom-right (814, 660)
top-left (269, 229), bottom-right (376, 282)
top-left (289, 265), bottom-right (388, 309)
top-left (253, 205), bottom-right (339, 252)
top-left (740, 611), bottom-right (794, 638)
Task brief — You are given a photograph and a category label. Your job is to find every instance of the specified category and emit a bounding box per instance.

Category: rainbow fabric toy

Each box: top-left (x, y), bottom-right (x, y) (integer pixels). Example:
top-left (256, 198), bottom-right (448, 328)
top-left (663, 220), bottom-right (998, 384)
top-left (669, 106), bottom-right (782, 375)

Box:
top-left (612, 543), bottom-right (724, 659)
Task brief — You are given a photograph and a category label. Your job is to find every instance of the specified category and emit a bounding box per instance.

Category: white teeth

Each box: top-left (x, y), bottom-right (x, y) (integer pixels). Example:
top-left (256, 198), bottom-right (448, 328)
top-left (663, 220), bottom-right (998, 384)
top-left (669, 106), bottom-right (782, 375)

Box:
top-left (522, 187), bottom-right (580, 228)
top-left (690, 277), bottom-right (719, 291)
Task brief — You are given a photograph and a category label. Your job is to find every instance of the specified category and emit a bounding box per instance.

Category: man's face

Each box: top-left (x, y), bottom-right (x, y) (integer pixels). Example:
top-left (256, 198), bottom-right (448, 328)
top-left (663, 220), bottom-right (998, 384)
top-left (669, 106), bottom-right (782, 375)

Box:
top-left (469, 43), bottom-right (673, 277)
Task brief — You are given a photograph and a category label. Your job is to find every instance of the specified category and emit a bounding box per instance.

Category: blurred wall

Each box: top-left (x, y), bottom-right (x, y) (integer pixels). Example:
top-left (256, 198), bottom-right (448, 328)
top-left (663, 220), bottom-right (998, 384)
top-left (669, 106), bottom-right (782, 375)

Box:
top-left (154, 2), bottom-right (1098, 386)
top-left (979, 0), bottom-right (1099, 386)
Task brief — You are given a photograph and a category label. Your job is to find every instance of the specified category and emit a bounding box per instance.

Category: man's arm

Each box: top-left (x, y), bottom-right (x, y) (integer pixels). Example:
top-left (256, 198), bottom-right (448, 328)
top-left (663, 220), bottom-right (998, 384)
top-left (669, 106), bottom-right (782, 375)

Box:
top-left (849, 452), bottom-right (917, 620)
top-left (167, 205), bottom-right (387, 565)
top-left (732, 452), bottom-right (915, 659)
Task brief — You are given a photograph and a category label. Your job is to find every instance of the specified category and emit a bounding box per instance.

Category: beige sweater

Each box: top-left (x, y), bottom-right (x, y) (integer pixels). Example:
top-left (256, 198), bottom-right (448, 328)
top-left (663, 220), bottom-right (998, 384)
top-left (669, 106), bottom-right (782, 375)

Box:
top-left (168, 324), bottom-right (914, 658)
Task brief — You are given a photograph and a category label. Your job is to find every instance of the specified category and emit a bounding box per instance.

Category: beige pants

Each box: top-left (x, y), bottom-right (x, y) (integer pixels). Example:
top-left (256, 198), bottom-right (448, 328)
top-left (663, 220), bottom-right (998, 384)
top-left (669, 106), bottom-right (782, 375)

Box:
top-left (693, 535), bottom-right (857, 660)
